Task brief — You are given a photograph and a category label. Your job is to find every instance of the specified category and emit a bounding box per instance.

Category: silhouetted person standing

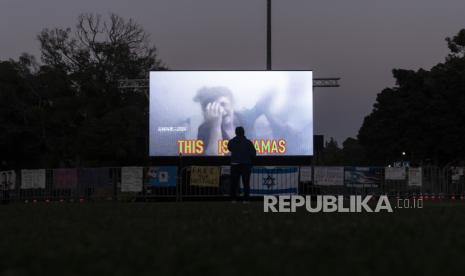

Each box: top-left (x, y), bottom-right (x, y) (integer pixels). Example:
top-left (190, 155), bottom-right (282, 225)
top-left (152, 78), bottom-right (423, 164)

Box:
top-left (227, 126), bottom-right (256, 202)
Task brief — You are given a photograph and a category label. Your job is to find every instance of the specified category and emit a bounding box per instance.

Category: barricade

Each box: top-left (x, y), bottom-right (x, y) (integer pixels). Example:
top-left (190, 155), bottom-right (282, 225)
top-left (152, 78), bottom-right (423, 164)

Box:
top-left (1, 165), bottom-right (465, 202)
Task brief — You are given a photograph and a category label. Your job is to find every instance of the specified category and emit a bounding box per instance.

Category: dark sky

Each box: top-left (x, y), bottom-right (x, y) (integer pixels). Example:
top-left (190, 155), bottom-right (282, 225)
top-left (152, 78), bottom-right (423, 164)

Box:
top-left (1, 0), bottom-right (464, 143)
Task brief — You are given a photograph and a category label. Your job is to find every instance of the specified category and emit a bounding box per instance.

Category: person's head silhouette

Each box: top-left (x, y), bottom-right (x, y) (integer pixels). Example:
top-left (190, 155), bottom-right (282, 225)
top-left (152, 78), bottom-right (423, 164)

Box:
top-left (235, 126), bottom-right (245, 137)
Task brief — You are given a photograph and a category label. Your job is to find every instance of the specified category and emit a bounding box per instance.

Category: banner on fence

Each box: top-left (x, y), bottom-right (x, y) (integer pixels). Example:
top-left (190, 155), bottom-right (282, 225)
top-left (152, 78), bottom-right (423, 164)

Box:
top-left (249, 167), bottom-right (299, 195)
top-left (345, 167), bottom-right (383, 187)
top-left (299, 166), bottom-right (313, 182)
top-left (221, 166), bottom-right (231, 176)
top-left (0, 170), bottom-right (16, 190)
top-left (121, 167), bottom-right (143, 192)
top-left (408, 167), bottom-right (422, 186)
top-left (145, 166), bottom-right (177, 187)
top-left (190, 166), bottom-right (220, 187)
top-left (54, 168), bottom-right (78, 189)
top-left (314, 167), bottom-right (344, 186)
top-left (385, 167), bottom-right (406, 180)
top-left (451, 167), bottom-right (464, 182)
top-left (79, 168), bottom-right (111, 188)
top-left (21, 169), bottom-right (46, 189)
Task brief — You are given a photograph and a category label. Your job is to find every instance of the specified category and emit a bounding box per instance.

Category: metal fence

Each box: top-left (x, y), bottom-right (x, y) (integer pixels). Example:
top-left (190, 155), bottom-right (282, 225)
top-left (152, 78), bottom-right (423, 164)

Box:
top-left (1, 165), bottom-right (465, 203)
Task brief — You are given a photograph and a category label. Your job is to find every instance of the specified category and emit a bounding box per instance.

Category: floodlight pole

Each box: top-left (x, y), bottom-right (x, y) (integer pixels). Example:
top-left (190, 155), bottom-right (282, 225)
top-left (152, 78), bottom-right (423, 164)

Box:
top-left (267, 0), bottom-right (272, 70)
top-left (117, 0), bottom-right (341, 90)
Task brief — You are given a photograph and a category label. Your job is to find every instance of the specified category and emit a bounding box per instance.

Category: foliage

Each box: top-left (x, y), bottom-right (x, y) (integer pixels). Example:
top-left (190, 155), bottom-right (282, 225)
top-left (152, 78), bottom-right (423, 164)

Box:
top-left (0, 13), bottom-right (165, 168)
top-left (317, 137), bottom-right (367, 166)
top-left (358, 29), bottom-right (465, 165)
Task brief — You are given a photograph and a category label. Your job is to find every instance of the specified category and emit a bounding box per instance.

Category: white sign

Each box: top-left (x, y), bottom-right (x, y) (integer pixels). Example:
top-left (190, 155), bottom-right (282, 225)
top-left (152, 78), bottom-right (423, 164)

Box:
top-left (314, 167), bottom-right (344, 186)
top-left (385, 167), bottom-right (406, 180)
top-left (21, 169), bottom-right (46, 189)
top-left (121, 167), bottom-right (143, 192)
top-left (408, 167), bottom-right (422, 186)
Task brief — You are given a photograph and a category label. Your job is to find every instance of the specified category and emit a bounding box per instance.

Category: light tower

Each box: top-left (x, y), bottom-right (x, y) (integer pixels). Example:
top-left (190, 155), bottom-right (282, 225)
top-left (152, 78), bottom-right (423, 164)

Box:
top-left (118, 0), bottom-right (340, 90)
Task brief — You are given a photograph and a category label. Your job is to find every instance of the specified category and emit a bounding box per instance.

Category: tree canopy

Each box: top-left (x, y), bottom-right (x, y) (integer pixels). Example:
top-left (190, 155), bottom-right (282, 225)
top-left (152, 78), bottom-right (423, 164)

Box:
top-left (0, 13), bottom-right (165, 169)
top-left (358, 29), bottom-right (465, 165)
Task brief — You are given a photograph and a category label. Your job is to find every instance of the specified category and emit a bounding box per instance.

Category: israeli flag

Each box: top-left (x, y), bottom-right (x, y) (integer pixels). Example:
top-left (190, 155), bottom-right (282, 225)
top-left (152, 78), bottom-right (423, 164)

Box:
top-left (248, 166), bottom-right (299, 196)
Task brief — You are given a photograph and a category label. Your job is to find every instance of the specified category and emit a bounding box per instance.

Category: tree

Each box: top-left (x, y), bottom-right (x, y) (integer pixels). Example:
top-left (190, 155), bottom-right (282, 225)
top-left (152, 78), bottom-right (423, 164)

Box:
top-left (35, 13), bottom-right (166, 166)
top-left (0, 56), bottom-right (42, 169)
top-left (321, 137), bottom-right (343, 165)
top-left (341, 137), bottom-right (367, 165)
top-left (1, 13), bottom-right (166, 168)
top-left (358, 29), bottom-right (465, 165)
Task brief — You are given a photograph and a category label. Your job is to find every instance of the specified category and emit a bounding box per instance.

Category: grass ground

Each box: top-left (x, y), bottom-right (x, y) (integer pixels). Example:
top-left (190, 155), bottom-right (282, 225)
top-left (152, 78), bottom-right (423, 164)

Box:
top-left (0, 201), bottom-right (464, 275)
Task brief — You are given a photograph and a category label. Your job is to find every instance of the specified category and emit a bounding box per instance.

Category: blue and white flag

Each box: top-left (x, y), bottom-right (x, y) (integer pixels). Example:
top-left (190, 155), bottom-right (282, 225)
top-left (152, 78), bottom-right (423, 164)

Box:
top-left (145, 166), bottom-right (177, 187)
top-left (248, 166), bottom-right (299, 196)
top-left (345, 167), bottom-right (383, 187)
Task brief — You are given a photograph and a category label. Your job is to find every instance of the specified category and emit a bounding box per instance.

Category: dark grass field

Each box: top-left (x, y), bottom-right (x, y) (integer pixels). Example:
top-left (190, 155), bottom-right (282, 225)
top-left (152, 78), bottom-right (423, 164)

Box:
top-left (1, 201), bottom-right (465, 276)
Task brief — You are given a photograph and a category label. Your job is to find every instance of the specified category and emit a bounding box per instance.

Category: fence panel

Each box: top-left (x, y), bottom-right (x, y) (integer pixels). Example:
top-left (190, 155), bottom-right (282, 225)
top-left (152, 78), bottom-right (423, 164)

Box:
top-left (2, 165), bottom-right (465, 202)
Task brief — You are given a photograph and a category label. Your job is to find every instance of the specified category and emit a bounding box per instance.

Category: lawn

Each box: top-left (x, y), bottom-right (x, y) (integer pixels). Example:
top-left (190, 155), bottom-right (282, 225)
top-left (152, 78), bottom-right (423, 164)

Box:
top-left (0, 201), bottom-right (464, 275)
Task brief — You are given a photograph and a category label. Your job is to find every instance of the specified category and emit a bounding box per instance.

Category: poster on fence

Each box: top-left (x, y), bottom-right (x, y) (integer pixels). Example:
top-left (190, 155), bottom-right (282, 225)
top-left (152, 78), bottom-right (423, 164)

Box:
top-left (314, 167), bottom-right (344, 186)
top-left (54, 168), bottom-right (78, 189)
top-left (345, 167), bottom-right (383, 187)
top-left (79, 168), bottom-right (110, 188)
top-left (385, 167), bottom-right (406, 180)
top-left (21, 169), bottom-right (46, 189)
top-left (145, 166), bottom-right (177, 187)
top-left (249, 167), bottom-right (299, 195)
top-left (221, 166), bottom-right (231, 176)
top-left (299, 166), bottom-right (313, 182)
top-left (121, 167), bottom-right (143, 192)
top-left (0, 170), bottom-right (16, 190)
top-left (451, 167), bottom-right (464, 182)
top-left (408, 167), bottom-right (422, 186)
top-left (190, 166), bottom-right (220, 187)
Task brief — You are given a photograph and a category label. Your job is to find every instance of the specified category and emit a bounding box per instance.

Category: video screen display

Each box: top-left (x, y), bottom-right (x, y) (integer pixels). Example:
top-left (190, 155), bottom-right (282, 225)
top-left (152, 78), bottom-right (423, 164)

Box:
top-left (149, 71), bottom-right (313, 156)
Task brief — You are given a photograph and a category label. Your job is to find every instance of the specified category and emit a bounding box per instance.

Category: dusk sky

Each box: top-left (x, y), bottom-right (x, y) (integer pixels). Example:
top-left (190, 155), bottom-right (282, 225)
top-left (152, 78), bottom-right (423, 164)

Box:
top-left (1, 0), bottom-right (464, 143)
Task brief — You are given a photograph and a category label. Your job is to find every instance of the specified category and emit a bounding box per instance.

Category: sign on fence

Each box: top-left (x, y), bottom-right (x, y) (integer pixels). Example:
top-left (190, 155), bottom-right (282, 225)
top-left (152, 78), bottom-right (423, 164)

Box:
top-left (121, 167), bottom-right (143, 192)
top-left (451, 167), bottom-right (464, 182)
top-left (249, 167), bottom-right (298, 195)
top-left (314, 167), bottom-right (344, 186)
top-left (345, 167), bottom-right (383, 187)
top-left (385, 167), bottom-right (406, 180)
top-left (54, 169), bottom-right (78, 189)
top-left (299, 166), bottom-right (313, 182)
top-left (221, 166), bottom-right (231, 175)
top-left (408, 167), bottom-right (422, 186)
top-left (145, 166), bottom-right (177, 187)
top-left (190, 166), bottom-right (220, 187)
top-left (78, 168), bottom-right (111, 188)
top-left (21, 169), bottom-right (46, 189)
top-left (0, 170), bottom-right (16, 190)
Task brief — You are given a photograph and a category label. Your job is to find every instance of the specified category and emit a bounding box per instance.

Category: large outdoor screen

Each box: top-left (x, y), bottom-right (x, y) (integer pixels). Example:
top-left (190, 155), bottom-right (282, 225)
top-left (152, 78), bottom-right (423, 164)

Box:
top-left (149, 71), bottom-right (313, 156)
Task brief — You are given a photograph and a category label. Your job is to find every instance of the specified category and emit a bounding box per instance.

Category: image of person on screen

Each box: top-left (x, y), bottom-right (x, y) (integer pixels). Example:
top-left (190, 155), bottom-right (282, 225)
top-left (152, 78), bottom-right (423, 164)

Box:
top-left (194, 87), bottom-right (269, 155)
top-left (227, 126), bottom-right (256, 202)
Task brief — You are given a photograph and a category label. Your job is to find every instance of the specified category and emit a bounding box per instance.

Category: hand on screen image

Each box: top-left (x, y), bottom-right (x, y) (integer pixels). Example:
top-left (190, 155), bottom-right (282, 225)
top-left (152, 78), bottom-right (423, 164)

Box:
top-left (194, 87), bottom-right (237, 155)
top-left (204, 101), bottom-right (226, 125)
